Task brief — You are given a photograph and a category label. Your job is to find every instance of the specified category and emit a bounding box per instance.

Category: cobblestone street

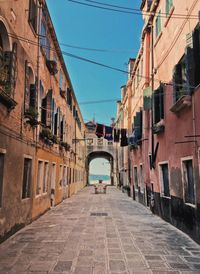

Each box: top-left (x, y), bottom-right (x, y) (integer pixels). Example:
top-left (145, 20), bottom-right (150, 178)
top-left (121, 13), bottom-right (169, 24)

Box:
top-left (0, 186), bottom-right (200, 274)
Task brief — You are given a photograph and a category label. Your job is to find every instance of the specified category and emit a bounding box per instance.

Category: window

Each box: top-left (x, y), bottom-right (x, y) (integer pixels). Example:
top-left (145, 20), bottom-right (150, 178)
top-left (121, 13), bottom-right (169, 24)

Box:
top-left (182, 159), bottom-right (195, 205)
top-left (193, 25), bottom-right (200, 87)
top-left (63, 166), bottom-right (67, 186)
top-left (28, 0), bottom-right (37, 33)
top-left (159, 163), bottom-right (170, 197)
top-left (36, 160), bottom-right (43, 195)
top-left (0, 154), bottom-right (5, 207)
top-left (41, 89), bottom-right (52, 128)
top-left (155, 11), bottom-right (161, 38)
top-left (46, 36), bottom-right (50, 60)
top-left (172, 50), bottom-right (195, 103)
top-left (59, 165), bottom-right (63, 187)
top-left (24, 61), bottom-right (36, 113)
top-left (43, 162), bottom-right (49, 193)
top-left (166, 0), bottom-right (173, 15)
top-left (50, 163), bottom-right (56, 191)
top-left (0, 42), bottom-right (17, 99)
top-left (132, 110), bottom-right (142, 145)
top-left (22, 158), bottom-right (32, 199)
top-left (67, 88), bottom-right (72, 110)
top-left (134, 166), bottom-right (138, 189)
top-left (140, 165), bottom-right (144, 192)
top-left (153, 84), bottom-right (164, 124)
top-left (40, 10), bottom-right (50, 59)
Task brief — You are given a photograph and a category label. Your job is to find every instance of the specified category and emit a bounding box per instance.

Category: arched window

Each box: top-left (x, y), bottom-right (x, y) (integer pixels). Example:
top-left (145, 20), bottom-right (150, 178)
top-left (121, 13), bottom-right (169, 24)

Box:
top-left (24, 61), bottom-right (36, 113)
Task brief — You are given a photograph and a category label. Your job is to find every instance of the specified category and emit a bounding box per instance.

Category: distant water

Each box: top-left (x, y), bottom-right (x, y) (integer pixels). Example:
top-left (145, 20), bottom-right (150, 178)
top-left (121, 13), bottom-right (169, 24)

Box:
top-left (89, 174), bottom-right (110, 182)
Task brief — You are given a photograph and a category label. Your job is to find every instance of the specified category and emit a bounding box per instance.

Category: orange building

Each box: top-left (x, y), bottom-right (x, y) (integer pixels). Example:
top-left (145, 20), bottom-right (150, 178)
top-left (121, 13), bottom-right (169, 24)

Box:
top-left (0, 0), bottom-right (86, 242)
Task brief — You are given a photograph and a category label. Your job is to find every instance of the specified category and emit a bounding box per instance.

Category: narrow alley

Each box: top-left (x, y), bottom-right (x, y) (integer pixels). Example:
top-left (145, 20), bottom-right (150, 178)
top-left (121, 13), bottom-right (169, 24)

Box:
top-left (0, 186), bottom-right (200, 274)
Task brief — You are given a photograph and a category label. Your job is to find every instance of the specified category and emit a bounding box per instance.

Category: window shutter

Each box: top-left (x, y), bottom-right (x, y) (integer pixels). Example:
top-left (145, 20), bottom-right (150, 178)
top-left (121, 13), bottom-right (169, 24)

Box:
top-left (185, 47), bottom-right (195, 95)
top-left (41, 97), bottom-right (47, 126)
top-left (29, 83), bottom-right (36, 108)
top-left (46, 90), bottom-right (52, 128)
top-left (73, 105), bottom-right (76, 117)
top-left (24, 60), bottom-right (30, 112)
top-left (29, 0), bottom-right (37, 33)
top-left (54, 112), bottom-right (58, 135)
top-left (10, 43), bottom-right (17, 96)
top-left (159, 85), bottom-right (164, 120)
top-left (173, 63), bottom-right (182, 102)
top-left (60, 118), bottom-right (64, 141)
top-left (154, 89), bottom-right (160, 124)
top-left (192, 26), bottom-right (200, 86)
top-left (51, 99), bottom-right (55, 133)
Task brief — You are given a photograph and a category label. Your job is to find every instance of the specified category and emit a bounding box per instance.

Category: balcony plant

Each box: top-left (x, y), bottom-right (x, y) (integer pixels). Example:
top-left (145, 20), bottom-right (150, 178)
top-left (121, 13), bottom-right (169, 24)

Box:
top-left (60, 141), bottom-right (71, 151)
top-left (40, 127), bottom-right (54, 146)
top-left (24, 106), bottom-right (39, 127)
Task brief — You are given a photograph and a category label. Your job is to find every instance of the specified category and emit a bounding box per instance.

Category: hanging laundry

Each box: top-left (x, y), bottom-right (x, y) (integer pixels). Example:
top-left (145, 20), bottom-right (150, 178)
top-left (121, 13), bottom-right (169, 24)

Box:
top-left (104, 126), bottom-right (113, 141)
top-left (120, 128), bottom-right (128, 147)
top-left (95, 123), bottom-right (104, 138)
top-left (114, 129), bottom-right (120, 142)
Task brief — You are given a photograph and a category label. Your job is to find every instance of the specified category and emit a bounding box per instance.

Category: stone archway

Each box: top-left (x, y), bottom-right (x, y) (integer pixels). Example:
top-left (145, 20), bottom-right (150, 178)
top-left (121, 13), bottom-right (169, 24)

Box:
top-left (86, 151), bottom-right (114, 186)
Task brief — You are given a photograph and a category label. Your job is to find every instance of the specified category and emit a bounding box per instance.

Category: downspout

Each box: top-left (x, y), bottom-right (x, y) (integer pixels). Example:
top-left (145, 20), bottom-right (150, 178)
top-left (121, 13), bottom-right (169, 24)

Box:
top-left (151, 23), bottom-right (155, 169)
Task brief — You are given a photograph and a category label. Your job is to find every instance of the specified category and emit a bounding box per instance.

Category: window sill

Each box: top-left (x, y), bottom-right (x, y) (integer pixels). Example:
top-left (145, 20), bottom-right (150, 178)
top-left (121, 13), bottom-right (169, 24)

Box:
top-left (164, 6), bottom-right (175, 28)
top-left (154, 31), bottom-right (163, 47)
top-left (185, 202), bottom-right (196, 208)
top-left (21, 197), bottom-right (30, 201)
top-left (161, 195), bottom-right (171, 199)
top-left (170, 95), bottom-right (192, 113)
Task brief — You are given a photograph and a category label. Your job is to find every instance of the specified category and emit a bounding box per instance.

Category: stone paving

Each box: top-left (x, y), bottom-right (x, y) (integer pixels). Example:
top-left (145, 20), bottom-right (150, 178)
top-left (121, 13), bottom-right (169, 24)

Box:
top-left (0, 186), bottom-right (200, 274)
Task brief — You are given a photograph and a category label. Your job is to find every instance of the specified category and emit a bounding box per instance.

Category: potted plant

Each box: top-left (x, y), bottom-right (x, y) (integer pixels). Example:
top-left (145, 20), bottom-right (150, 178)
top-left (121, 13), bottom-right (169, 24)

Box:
top-left (24, 106), bottom-right (39, 127)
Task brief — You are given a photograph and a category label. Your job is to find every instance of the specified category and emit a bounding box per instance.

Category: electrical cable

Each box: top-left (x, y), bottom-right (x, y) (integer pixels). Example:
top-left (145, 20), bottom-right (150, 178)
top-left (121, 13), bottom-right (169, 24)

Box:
top-left (67, 0), bottom-right (198, 19)
top-left (7, 32), bottom-right (197, 91)
top-left (60, 42), bottom-right (133, 53)
top-left (83, 0), bottom-right (198, 18)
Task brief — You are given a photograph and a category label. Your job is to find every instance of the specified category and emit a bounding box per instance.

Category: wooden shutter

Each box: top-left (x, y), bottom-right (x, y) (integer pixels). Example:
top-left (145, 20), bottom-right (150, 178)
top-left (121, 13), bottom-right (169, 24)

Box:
top-left (41, 97), bottom-right (47, 126)
top-left (46, 90), bottom-right (52, 128)
top-left (193, 26), bottom-right (200, 86)
top-left (24, 60), bottom-right (30, 111)
top-left (159, 85), bottom-right (164, 120)
top-left (173, 63), bottom-right (182, 102)
top-left (54, 112), bottom-right (58, 135)
top-left (185, 47), bottom-right (195, 95)
top-left (60, 118), bottom-right (64, 141)
top-left (154, 89), bottom-right (160, 124)
top-left (30, 83), bottom-right (36, 108)
top-left (10, 43), bottom-right (17, 96)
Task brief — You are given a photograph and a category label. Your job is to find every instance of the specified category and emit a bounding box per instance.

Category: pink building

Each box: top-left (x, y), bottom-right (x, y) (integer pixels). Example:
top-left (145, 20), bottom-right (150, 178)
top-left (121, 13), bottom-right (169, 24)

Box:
top-left (124, 0), bottom-right (200, 243)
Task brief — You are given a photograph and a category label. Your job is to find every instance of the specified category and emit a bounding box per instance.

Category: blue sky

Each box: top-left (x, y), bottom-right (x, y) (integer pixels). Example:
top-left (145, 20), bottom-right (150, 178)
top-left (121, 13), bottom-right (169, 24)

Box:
top-left (46, 0), bottom-right (143, 125)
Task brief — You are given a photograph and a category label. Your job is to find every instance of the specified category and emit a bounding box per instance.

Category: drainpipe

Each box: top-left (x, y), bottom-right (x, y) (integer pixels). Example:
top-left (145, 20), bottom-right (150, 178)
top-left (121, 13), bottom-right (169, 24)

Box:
top-left (36, 0), bottom-right (42, 147)
top-left (151, 23), bottom-right (155, 170)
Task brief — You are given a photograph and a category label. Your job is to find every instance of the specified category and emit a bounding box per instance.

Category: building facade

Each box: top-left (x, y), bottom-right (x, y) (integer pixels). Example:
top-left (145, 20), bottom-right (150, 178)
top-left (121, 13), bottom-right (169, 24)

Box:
top-left (119, 0), bottom-right (200, 243)
top-left (0, 0), bottom-right (86, 242)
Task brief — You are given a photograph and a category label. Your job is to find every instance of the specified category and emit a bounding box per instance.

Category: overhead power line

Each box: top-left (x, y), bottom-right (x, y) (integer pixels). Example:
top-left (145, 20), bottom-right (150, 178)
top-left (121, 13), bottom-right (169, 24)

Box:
top-left (79, 98), bottom-right (120, 105)
top-left (60, 42), bottom-right (133, 53)
top-left (83, 0), bottom-right (198, 18)
top-left (67, 0), bottom-right (199, 19)
top-left (8, 32), bottom-right (197, 90)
